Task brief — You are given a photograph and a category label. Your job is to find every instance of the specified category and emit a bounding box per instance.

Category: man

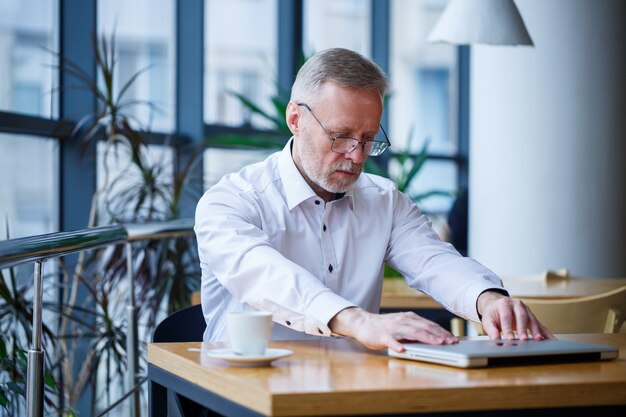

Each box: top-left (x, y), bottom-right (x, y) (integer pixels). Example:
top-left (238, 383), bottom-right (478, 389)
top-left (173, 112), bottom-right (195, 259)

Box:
top-left (195, 48), bottom-right (553, 352)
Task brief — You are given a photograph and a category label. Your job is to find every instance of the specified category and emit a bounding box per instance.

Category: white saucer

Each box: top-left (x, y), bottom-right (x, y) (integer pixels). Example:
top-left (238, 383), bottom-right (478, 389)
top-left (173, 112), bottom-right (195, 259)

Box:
top-left (205, 348), bottom-right (293, 367)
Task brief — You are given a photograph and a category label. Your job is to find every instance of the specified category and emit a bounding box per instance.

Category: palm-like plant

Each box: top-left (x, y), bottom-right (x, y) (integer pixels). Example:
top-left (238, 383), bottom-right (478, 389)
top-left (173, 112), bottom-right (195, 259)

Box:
top-left (46, 31), bottom-right (202, 415)
top-left (0, 267), bottom-right (64, 416)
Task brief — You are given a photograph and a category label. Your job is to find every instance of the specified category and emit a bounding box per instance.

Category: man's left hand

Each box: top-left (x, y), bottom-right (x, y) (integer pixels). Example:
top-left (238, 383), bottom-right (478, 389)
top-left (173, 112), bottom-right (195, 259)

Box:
top-left (477, 291), bottom-right (555, 340)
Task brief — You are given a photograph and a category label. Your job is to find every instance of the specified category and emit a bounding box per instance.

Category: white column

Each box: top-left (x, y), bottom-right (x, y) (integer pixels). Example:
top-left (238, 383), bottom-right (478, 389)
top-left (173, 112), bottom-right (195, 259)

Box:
top-left (469, 0), bottom-right (626, 277)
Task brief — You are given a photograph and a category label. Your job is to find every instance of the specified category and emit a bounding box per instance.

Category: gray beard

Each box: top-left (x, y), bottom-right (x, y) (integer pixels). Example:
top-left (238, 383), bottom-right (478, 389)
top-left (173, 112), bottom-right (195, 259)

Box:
top-left (300, 156), bottom-right (362, 193)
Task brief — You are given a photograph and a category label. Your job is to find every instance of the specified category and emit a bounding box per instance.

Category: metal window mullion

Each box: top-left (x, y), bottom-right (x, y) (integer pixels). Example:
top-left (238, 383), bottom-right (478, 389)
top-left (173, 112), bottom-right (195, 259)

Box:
top-left (176, 0), bottom-right (204, 216)
top-left (278, 0), bottom-right (303, 96)
top-left (457, 46), bottom-right (470, 191)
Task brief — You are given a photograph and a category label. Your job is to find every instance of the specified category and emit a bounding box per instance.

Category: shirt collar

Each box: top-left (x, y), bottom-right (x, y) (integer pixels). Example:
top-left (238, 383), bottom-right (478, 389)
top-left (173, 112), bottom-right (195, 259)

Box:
top-left (278, 137), bottom-right (355, 211)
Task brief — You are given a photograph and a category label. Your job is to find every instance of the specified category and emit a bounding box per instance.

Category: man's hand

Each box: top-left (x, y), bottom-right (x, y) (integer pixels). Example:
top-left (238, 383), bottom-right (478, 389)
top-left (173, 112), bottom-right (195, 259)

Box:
top-left (329, 307), bottom-right (459, 353)
top-left (477, 291), bottom-right (555, 341)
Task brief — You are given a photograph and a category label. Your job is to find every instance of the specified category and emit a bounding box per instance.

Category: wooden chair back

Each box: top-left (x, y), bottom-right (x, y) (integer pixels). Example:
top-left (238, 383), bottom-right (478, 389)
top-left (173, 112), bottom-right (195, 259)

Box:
top-left (521, 285), bottom-right (626, 334)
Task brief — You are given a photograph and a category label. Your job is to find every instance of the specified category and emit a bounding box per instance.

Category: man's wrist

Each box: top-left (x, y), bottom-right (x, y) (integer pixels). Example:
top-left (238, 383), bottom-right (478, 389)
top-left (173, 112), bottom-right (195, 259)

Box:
top-left (476, 289), bottom-right (509, 319)
top-left (329, 306), bottom-right (366, 337)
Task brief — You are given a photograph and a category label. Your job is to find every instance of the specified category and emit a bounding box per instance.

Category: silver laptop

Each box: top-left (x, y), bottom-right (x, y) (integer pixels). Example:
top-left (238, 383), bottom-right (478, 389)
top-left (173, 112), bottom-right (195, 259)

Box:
top-left (388, 338), bottom-right (619, 368)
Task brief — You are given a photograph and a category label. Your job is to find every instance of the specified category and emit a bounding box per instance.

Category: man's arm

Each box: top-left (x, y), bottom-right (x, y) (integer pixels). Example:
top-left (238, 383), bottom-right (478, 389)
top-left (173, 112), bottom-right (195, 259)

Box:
top-left (196, 184), bottom-right (356, 337)
top-left (385, 191), bottom-right (506, 323)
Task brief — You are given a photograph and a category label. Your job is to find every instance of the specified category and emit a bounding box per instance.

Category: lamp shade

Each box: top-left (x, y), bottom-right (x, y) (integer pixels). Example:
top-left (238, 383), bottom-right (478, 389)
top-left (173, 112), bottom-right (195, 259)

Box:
top-left (428, 0), bottom-right (533, 46)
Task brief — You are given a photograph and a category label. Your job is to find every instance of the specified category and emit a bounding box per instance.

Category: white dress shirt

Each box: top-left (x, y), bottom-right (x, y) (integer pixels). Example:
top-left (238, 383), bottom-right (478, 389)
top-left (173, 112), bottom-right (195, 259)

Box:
top-left (195, 139), bottom-right (504, 342)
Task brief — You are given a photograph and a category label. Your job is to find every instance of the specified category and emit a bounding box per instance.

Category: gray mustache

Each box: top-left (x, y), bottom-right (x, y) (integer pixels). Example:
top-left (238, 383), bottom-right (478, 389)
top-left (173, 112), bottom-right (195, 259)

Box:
top-left (333, 163), bottom-right (362, 173)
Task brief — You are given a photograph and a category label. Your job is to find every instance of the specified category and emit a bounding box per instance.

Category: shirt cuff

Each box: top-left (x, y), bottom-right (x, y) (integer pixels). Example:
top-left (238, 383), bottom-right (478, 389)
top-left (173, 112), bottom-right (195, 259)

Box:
top-left (463, 283), bottom-right (509, 322)
top-left (475, 288), bottom-right (510, 320)
top-left (305, 291), bottom-right (356, 337)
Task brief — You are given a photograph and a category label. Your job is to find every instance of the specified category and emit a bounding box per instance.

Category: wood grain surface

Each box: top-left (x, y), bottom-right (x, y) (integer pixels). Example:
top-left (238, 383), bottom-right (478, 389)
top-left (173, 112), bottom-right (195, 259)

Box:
top-left (148, 333), bottom-right (626, 416)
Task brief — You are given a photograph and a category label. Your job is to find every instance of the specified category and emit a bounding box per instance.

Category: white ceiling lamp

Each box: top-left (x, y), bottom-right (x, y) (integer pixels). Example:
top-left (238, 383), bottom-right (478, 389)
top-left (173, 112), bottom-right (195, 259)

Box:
top-left (428, 0), bottom-right (533, 46)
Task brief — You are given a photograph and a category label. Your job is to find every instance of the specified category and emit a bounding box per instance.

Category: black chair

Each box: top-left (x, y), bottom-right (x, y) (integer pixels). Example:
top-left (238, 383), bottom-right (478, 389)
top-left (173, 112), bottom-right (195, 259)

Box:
top-left (152, 304), bottom-right (212, 417)
top-left (153, 304), bottom-right (206, 343)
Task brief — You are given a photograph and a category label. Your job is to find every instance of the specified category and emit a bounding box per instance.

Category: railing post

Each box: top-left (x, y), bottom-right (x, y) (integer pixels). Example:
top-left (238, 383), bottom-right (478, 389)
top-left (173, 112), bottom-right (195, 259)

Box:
top-left (126, 242), bottom-right (140, 417)
top-left (26, 260), bottom-right (45, 417)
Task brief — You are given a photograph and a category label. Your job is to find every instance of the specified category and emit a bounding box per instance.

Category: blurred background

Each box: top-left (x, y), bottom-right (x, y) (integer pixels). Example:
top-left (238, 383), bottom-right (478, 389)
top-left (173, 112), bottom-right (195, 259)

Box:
top-left (1, 0), bottom-right (625, 284)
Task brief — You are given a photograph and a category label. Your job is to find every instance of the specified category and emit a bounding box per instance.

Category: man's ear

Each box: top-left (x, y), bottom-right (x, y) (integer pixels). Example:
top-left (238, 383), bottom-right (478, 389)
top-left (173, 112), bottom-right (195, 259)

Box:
top-left (286, 101), bottom-right (302, 136)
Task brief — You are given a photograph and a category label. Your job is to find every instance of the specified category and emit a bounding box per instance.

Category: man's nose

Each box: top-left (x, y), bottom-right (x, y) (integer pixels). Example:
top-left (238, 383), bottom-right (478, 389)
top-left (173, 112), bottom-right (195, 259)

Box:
top-left (345, 143), bottom-right (368, 164)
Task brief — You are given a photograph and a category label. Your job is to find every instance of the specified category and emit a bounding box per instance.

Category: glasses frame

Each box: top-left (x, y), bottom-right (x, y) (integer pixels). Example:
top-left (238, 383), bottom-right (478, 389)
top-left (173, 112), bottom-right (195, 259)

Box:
top-left (297, 103), bottom-right (391, 156)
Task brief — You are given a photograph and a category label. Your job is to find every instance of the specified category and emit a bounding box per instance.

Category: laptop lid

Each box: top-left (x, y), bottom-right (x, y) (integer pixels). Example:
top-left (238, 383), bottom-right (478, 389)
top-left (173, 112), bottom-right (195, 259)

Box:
top-left (388, 338), bottom-right (619, 368)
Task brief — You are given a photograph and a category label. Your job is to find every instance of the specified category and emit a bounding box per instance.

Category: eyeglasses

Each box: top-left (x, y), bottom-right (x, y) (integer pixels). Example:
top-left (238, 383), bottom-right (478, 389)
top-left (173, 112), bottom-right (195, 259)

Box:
top-left (297, 103), bottom-right (391, 156)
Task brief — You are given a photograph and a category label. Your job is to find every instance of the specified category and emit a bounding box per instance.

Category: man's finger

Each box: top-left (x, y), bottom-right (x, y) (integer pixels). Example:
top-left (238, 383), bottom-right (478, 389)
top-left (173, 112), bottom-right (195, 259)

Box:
top-left (482, 319), bottom-right (502, 340)
top-left (497, 304), bottom-right (516, 340)
top-left (513, 302), bottom-right (530, 340)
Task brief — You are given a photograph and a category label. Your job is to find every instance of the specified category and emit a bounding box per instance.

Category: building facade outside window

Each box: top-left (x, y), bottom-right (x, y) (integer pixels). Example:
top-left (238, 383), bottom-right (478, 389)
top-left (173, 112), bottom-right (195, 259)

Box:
top-left (0, 0), bottom-right (59, 238)
top-left (203, 0), bottom-right (278, 127)
top-left (96, 0), bottom-right (176, 223)
top-left (303, 0), bottom-right (371, 57)
top-left (390, 0), bottom-right (460, 222)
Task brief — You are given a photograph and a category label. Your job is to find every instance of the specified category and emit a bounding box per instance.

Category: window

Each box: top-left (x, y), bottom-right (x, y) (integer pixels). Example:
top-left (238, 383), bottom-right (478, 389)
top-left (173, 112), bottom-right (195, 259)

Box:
top-left (96, 142), bottom-right (174, 222)
top-left (204, 0), bottom-right (278, 127)
top-left (0, 134), bottom-right (59, 238)
top-left (96, 0), bottom-right (176, 223)
top-left (390, 0), bottom-right (460, 217)
top-left (0, 0), bottom-right (59, 238)
top-left (303, 0), bottom-right (371, 57)
top-left (203, 0), bottom-right (280, 190)
top-left (0, 0), bottom-right (58, 118)
top-left (98, 0), bottom-right (176, 133)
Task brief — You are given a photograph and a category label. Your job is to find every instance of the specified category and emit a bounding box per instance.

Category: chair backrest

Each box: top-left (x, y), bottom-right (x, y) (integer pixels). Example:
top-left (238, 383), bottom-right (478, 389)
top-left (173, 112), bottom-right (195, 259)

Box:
top-left (153, 304), bottom-right (206, 343)
top-left (521, 285), bottom-right (626, 334)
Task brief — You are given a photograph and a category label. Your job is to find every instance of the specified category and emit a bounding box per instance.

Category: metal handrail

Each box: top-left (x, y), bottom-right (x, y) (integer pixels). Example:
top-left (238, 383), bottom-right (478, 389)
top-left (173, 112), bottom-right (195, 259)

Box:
top-left (0, 225), bottom-right (128, 417)
top-left (125, 218), bottom-right (194, 241)
top-left (0, 225), bottom-right (128, 269)
top-left (0, 220), bottom-right (195, 417)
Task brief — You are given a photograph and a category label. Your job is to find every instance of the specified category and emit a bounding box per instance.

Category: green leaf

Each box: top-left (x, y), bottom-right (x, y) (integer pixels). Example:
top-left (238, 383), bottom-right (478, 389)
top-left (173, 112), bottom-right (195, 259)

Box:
top-left (403, 139), bottom-right (430, 188)
top-left (384, 264), bottom-right (402, 278)
top-left (230, 91), bottom-right (284, 129)
top-left (63, 409), bottom-right (79, 417)
top-left (7, 381), bottom-right (25, 397)
top-left (44, 370), bottom-right (57, 390)
top-left (408, 189), bottom-right (454, 203)
top-left (0, 337), bottom-right (7, 361)
top-left (363, 159), bottom-right (387, 177)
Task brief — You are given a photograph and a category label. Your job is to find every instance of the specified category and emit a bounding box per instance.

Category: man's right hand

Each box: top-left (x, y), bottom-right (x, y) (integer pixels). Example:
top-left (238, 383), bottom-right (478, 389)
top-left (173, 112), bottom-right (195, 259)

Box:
top-left (329, 307), bottom-right (459, 352)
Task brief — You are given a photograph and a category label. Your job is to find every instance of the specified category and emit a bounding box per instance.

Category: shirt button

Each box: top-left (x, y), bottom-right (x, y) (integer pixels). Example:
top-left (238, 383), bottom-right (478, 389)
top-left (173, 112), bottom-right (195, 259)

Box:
top-left (286, 320), bottom-right (291, 326)
top-left (318, 329), bottom-right (324, 334)
top-left (328, 264), bottom-right (333, 273)
top-left (314, 200), bottom-right (321, 205)
top-left (323, 224), bottom-right (327, 232)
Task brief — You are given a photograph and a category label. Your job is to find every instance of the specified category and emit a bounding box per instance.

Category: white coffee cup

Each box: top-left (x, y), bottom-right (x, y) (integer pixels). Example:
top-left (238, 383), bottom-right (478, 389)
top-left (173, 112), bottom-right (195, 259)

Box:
top-left (226, 311), bottom-right (273, 356)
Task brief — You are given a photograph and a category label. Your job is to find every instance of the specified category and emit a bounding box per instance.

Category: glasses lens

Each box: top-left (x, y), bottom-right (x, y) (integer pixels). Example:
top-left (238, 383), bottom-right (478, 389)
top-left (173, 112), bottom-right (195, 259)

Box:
top-left (369, 141), bottom-right (388, 156)
top-left (332, 138), bottom-right (389, 156)
top-left (332, 137), bottom-right (358, 153)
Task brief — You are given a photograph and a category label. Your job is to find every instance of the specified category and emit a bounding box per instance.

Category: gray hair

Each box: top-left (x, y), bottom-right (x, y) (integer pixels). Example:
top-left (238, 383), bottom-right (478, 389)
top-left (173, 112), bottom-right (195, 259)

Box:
top-left (290, 48), bottom-right (389, 105)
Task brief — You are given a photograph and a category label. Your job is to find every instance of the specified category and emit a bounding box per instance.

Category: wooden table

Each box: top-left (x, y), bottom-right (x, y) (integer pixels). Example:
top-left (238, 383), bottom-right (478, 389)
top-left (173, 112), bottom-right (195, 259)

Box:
top-left (148, 333), bottom-right (626, 417)
top-left (381, 276), bottom-right (626, 310)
